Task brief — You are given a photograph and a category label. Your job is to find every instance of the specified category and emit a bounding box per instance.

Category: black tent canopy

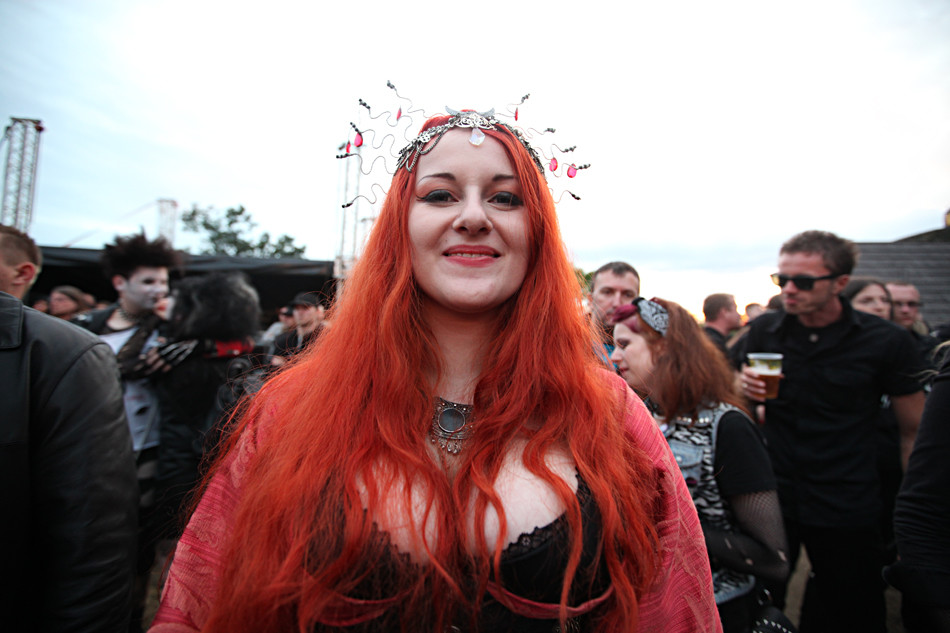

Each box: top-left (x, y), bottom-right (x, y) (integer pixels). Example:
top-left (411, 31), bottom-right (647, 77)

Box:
top-left (34, 246), bottom-right (336, 317)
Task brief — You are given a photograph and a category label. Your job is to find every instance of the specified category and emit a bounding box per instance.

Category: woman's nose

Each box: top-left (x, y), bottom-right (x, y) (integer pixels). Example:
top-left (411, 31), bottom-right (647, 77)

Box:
top-left (452, 196), bottom-right (492, 234)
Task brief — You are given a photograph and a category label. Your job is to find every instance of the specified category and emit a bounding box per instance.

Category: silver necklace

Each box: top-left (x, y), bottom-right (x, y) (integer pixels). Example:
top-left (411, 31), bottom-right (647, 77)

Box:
top-left (429, 397), bottom-right (474, 455)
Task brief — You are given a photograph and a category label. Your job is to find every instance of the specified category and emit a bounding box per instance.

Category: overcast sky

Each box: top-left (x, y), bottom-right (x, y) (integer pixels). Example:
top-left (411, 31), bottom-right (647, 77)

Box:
top-left (2, 0), bottom-right (948, 315)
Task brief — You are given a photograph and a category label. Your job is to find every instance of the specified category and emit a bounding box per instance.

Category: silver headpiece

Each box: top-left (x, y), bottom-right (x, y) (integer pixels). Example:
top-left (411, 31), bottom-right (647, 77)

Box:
top-left (336, 84), bottom-right (589, 208)
top-left (395, 107), bottom-right (546, 175)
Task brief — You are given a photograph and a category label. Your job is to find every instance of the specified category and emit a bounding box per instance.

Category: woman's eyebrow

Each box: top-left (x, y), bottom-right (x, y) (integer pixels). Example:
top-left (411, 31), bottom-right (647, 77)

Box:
top-left (417, 173), bottom-right (517, 184)
top-left (417, 172), bottom-right (456, 183)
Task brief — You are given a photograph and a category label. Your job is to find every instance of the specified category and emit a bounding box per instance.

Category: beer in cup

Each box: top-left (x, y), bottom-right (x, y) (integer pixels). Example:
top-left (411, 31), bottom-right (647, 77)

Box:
top-left (747, 353), bottom-right (783, 399)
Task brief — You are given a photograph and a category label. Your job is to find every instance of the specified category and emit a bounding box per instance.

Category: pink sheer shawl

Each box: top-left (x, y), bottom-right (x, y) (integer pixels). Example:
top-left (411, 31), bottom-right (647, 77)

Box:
top-left (149, 375), bottom-right (720, 632)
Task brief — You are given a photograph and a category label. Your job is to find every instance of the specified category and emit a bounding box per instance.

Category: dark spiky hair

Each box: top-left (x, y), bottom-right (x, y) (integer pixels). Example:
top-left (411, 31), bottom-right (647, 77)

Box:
top-left (101, 232), bottom-right (182, 279)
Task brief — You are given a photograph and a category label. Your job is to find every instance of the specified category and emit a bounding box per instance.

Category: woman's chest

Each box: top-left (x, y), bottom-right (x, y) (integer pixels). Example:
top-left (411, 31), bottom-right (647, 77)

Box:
top-left (360, 441), bottom-right (578, 563)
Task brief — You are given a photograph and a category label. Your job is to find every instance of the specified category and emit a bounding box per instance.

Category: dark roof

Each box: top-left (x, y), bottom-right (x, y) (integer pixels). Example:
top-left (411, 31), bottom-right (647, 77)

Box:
top-left (33, 246), bottom-right (336, 313)
top-left (896, 226), bottom-right (950, 243)
top-left (853, 241), bottom-right (950, 329)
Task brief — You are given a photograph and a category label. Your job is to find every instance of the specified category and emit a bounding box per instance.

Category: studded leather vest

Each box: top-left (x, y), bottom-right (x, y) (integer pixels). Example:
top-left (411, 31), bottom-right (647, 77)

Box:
top-left (662, 403), bottom-right (756, 604)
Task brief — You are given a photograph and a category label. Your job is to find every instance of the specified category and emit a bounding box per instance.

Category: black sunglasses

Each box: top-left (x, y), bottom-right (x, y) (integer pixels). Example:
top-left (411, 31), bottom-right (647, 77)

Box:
top-left (771, 273), bottom-right (839, 290)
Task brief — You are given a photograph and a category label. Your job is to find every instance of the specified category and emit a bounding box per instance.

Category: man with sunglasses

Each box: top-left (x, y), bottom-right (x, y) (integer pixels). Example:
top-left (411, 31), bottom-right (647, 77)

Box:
top-left (740, 230), bottom-right (926, 633)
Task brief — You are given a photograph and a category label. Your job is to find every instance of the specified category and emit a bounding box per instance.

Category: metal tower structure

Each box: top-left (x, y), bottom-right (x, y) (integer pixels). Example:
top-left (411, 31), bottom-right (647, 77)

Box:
top-left (335, 141), bottom-right (362, 279)
top-left (1, 117), bottom-right (44, 231)
top-left (157, 198), bottom-right (179, 245)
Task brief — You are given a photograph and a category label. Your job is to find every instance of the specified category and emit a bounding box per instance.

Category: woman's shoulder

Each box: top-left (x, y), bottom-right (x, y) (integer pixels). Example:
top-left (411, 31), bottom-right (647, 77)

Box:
top-left (592, 369), bottom-right (672, 462)
top-left (592, 365), bottom-right (627, 389)
top-left (714, 407), bottom-right (760, 436)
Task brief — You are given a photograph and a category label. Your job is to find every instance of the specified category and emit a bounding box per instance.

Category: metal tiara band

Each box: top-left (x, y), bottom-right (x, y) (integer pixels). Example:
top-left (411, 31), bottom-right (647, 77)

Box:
top-left (396, 107), bottom-right (546, 176)
top-left (429, 397), bottom-right (475, 455)
top-left (634, 297), bottom-right (670, 337)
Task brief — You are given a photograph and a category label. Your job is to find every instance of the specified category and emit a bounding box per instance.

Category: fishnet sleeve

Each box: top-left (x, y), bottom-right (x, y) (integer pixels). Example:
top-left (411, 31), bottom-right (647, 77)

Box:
top-left (703, 490), bottom-right (790, 584)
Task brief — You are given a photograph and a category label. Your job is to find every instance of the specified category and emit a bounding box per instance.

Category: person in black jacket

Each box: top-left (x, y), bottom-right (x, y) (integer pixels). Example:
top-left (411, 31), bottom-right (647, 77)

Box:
top-left (886, 345), bottom-right (950, 632)
top-left (1, 288), bottom-right (138, 630)
top-left (2, 225), bottom-right (137, 630)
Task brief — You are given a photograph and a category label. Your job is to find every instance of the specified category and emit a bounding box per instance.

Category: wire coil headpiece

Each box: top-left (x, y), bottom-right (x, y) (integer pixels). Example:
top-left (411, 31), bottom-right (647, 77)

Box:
top-left (337, 82), bottom-right (589, 207)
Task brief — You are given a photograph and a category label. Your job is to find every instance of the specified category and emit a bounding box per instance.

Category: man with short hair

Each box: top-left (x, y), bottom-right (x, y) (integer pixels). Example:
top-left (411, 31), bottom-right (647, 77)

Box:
top-left (73, 231), bottom-right (181, 632)
top-left (745, 302), bottom-right (765, 322)
top-left (0, 224), bottom-right (42, 299)
top-left (886, 281), bottom-right (939, 364)
top-left (1, 227), bottom-right (138, 630)
top-left (742, 230), bottom-right (925, 633)
top-left (271, 291), bottom-right (326, 365)
top-left (702, 293), bottom-right (741, 356)
top-left (587, 261), bottom-right (640, 359)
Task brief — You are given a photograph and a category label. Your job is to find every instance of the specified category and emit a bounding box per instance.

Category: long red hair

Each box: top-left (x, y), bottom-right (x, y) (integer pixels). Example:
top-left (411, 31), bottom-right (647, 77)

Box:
top-left (201, 116), bottom-right (661, 632)
top-left (616, 298), bottom-right (748, 420)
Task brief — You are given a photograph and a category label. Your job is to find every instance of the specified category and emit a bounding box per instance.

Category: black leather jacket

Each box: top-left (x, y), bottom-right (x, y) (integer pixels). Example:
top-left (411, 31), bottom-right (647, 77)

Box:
top-left (0, 292), bottom-right (138, 632)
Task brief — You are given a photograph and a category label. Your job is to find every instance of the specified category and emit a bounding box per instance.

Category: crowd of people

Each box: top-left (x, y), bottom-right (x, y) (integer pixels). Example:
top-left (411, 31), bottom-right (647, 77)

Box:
top-left (2, 108), bottom-right (948, 633)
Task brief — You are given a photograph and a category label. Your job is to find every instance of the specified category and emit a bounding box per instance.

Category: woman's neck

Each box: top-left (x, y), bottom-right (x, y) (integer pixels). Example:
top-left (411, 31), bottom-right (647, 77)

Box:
top-left (422, 302), bottom-right (498, 403)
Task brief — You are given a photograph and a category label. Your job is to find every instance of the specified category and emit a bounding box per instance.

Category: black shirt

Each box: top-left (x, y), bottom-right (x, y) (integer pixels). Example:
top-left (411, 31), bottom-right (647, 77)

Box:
top-left (703, 326), bottom-right (729, 358)
top-left (910, 330), bottom-right (941, 369)
top-left (745, 297), bottom-right (924, 528)
top-left (272, 327), bottom-right (321, 359)
top-left (887, 354), bottom-right (950, 609)
top-left (714, 411), bottom-right (777, 497)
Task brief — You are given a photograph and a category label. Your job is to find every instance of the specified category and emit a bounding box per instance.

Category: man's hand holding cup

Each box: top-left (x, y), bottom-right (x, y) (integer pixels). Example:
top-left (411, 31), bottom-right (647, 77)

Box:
top-left (743, 353), bottom-right (784, 402)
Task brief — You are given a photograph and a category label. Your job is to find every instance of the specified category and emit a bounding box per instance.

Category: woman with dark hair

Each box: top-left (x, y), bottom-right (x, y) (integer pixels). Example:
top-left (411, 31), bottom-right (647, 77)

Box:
top-left (611, 298), bottom-right (789, 632)
top-left (150, 111), bottom-right (718, 632)
top-left (49, 284), bottom-right (92, 320)
top-left (842, 276), bottom-right (892, 320)
top-left (151, 272), bottom-right (262, 540)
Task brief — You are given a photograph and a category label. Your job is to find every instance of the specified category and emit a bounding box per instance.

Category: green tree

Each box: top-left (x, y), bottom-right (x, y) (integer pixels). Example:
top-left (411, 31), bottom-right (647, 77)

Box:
top-left (576, 267), bottom-right (593, 292)
top-left (181, 205), bottom-right (306, 258)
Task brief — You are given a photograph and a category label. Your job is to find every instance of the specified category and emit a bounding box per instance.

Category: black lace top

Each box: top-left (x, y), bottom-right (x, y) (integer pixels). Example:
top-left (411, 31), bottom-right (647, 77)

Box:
top-left (314, 476), bottom-right (611, 632)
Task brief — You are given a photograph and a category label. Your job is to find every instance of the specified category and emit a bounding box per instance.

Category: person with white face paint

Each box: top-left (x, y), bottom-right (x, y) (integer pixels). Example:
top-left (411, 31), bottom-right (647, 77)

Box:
top-left (73, 231), bottom-right (181, 632)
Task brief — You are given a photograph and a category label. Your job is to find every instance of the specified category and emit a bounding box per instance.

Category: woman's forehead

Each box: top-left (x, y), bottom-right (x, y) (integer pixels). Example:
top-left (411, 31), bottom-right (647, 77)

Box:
top-left (414, 129), bottom-right (514, 177)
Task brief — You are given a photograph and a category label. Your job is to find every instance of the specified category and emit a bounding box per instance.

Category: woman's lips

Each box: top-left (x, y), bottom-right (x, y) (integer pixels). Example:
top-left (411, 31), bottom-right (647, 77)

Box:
top-left (443, 245), bottom-right (499, 257)
top-left (443, 245), bottom-right (499, 265)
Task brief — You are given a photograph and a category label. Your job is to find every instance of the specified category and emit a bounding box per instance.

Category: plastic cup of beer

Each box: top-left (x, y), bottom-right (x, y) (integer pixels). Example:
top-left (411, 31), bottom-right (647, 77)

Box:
top-left (747, 353), bottom-right (783, 399)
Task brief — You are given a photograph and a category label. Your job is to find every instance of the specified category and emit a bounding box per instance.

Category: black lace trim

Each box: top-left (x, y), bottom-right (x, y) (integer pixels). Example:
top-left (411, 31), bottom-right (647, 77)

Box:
top-left (501, 475), bottom-right (591, 561)
top-left (358, 474), bottom-right (592, 567)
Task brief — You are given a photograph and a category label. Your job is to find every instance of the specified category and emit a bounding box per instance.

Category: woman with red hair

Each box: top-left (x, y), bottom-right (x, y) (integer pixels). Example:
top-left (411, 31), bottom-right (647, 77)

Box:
top-left (150, 111), bottom-right (718, 632)
top-left (611, 298), bottom-right (790, 632)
